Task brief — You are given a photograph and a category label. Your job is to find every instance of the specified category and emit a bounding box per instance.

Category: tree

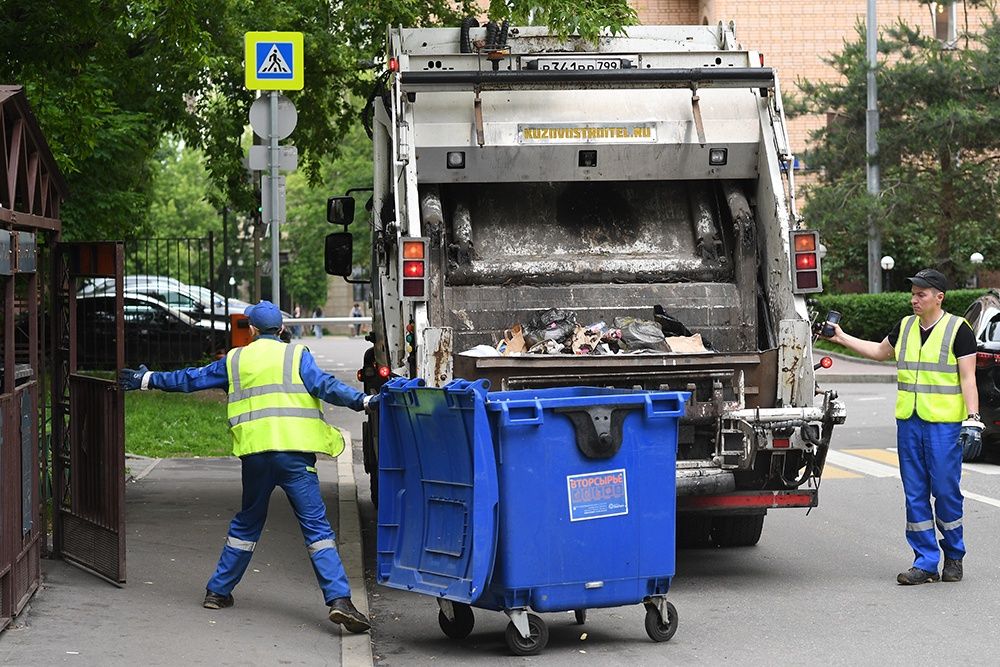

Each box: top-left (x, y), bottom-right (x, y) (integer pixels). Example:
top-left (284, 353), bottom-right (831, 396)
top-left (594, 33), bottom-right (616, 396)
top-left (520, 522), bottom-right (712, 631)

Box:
top-left (793, 3), bottom-right (1000, 289)
top-left (0, 0), bottom-right (636, 241)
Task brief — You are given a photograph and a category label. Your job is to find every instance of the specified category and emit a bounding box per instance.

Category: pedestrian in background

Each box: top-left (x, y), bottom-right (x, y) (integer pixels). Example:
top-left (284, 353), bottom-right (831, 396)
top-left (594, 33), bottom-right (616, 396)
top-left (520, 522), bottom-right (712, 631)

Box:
top-left (312, 305), bottom-right (323, 338)
top-left (350, 302), bottom-right (363, 337)
top-left (821, 268), bottom-right (982, 585)
top-left (118, 300), bottom-right (377, 633)
top-left (292, 303), bottom-right (302, 339)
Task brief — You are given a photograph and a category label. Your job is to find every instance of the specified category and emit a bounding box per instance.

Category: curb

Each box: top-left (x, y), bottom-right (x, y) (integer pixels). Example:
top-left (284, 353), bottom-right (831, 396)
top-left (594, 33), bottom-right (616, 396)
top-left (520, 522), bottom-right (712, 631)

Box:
top-left (335, 429), bottom-right (375, 667)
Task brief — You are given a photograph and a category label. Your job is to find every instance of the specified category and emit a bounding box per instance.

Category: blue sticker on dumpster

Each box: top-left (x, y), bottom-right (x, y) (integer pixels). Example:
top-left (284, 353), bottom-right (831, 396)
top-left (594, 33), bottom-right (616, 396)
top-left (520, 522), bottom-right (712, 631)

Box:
top-left (567, 469), bottom-right (628, 521)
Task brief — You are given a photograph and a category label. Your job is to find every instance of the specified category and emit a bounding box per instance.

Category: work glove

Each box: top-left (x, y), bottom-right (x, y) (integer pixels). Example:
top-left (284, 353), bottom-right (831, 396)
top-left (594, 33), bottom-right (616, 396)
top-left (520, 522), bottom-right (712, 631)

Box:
top-left (958, 419), bottom-right (984, 462)
top-left (363, 394), bottom-right (381, 413)
top-left (119, 365), bottom-right (151, 391)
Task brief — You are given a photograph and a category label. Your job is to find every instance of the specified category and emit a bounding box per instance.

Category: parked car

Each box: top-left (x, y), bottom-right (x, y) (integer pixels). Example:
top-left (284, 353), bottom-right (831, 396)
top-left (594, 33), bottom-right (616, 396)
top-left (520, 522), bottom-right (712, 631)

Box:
top-left (963, 288), bottom-right (1000, 460)
top-left (75, 292), bottom-right (226, 369)
top-left (78, 275), bottom-right (185, 297)
top-left (84, 278), bottom-right (249, 323)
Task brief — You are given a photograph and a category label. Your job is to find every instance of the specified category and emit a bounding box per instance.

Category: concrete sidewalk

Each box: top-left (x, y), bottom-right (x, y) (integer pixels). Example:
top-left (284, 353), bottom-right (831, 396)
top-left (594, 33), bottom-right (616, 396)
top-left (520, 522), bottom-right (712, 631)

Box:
top-left (0, 451), bottom-right (370, 667)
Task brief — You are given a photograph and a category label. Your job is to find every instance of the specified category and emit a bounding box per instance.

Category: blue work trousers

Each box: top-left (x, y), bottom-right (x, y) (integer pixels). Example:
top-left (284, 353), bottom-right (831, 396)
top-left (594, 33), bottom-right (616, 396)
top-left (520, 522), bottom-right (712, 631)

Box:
top-left (206, 451), bottom-right (351, 604)
top-left (896, 416), bottom-right (965, 572)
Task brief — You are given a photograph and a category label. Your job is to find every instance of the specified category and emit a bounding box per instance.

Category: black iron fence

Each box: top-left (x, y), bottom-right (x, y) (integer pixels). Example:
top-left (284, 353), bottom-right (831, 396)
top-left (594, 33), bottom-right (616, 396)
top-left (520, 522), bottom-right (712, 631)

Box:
top-left (75, 235), bottom-right (236, 370)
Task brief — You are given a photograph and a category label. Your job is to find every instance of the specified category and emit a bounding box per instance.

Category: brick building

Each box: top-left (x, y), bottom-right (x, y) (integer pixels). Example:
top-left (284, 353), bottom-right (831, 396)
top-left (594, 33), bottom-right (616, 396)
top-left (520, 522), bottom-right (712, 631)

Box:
top-left (634, 1), bottom-right (991, 155)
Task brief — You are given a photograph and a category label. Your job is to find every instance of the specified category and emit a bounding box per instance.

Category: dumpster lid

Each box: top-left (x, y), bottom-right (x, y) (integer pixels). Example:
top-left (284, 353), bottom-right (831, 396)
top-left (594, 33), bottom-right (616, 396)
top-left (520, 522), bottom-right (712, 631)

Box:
top-left (376, 378), bottom-right (499, 604)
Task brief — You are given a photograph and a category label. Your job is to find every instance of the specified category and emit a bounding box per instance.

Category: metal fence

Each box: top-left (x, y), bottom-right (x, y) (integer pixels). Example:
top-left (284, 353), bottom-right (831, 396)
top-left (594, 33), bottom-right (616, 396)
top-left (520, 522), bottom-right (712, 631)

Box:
top-left (75, 236), bottom-right (232, 370)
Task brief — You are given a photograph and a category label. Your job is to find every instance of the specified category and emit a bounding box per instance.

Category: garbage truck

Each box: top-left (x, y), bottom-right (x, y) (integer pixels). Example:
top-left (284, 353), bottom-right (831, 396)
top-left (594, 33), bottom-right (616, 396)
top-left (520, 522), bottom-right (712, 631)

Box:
top-left (326, 22), bottom-right (847, 547)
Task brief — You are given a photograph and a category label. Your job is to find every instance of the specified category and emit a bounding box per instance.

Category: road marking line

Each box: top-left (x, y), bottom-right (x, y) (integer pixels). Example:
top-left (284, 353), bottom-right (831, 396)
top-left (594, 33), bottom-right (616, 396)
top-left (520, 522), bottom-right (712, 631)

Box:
top-left (829, 449), bottom-right (1000, 508)
top-left (850, 448), bottom-right (899, 466)
top-left (961, 463), bottom-right (1000, 476)
top-left (963, 490), bottom-right (1000, 508)
top-left (821, 464), bottom-right (862, 479)
top-left (825, 450), bottom-right (899, 478)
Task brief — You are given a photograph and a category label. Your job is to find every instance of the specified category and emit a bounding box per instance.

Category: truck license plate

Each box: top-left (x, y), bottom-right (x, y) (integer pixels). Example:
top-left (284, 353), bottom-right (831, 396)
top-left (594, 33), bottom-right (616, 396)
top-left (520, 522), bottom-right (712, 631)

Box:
top-left (528, 57), bottom-right (635, 71)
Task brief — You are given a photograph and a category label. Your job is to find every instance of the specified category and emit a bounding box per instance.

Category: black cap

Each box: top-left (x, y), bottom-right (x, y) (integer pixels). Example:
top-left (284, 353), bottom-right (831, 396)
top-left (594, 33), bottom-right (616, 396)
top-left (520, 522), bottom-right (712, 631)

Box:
top-left (906, 268), bottom-right (949, 292)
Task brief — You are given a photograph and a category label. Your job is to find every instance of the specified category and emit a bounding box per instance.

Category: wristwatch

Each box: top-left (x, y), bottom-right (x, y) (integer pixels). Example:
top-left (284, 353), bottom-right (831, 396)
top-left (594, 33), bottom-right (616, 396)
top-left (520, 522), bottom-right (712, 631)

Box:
top-left (967, 413), bottom-right (981, 421)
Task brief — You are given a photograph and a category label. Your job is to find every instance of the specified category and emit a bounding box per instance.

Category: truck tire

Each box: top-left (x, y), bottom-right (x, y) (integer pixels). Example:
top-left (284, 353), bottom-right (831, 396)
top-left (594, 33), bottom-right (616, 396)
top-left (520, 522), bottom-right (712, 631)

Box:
top-left (675, 515), bottom-right (712, 549)
top-left (710, 514), bottom-right (764, 547)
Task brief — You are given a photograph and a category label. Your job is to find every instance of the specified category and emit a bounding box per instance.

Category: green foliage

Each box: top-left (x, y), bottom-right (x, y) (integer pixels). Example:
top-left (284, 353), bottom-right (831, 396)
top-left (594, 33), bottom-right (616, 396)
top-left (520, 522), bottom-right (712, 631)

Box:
top-left (282, 120), bottom-right (373, 310)
top-left (793, 7), bottom-right (1000, 288)
top-left (148, 136), bottom-right (224, 238)
top-left (2, 0), bottom-right (637, 242)
top-left (813, 288), bottom-right (987, 341)
top-left (125, 390), bottom-right (231, 458)
top-left (489, 0), bottom-right (637, 41)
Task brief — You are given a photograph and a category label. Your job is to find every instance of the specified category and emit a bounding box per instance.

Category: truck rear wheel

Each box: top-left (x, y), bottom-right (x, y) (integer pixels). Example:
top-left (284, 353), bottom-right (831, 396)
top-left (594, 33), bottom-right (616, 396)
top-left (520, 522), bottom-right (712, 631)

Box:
top-left (710, 514), bottom-right (764, 547)
top-left (676, 515), bottom-right (712, 549)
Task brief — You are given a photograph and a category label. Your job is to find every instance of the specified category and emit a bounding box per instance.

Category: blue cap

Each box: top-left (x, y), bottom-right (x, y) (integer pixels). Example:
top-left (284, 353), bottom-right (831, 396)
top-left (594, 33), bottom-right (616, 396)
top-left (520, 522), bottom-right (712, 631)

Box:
top-left (246, 300), bottom-right (283, 331)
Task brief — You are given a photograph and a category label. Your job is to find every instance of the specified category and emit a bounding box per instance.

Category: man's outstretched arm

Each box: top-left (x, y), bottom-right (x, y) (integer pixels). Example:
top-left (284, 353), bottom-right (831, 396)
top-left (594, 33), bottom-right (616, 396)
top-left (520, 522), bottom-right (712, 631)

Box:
top-left (119, 357), bottom-right (229, 393)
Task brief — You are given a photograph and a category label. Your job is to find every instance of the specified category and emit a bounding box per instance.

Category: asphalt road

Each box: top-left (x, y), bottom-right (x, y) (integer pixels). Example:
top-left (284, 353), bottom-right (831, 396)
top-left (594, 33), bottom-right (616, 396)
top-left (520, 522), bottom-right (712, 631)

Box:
top-left (316, 341), bottom-right (1000, 665)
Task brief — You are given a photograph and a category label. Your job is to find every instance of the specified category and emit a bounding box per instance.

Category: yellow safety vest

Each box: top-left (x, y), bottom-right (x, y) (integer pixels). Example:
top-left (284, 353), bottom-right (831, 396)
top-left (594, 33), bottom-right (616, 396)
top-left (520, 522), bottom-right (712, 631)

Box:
top-left (894, 312), bottom-right (967, 423)
top-left (225, 338), bottom-right (345, 458)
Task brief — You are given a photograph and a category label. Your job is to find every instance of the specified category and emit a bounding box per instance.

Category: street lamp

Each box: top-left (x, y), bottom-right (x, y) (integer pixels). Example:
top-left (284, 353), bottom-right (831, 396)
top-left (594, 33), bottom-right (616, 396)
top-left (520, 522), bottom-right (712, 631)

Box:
top-left (880, 255), bottom-right (895, 291)
top-left (971, 252), bottom-right (984, 288)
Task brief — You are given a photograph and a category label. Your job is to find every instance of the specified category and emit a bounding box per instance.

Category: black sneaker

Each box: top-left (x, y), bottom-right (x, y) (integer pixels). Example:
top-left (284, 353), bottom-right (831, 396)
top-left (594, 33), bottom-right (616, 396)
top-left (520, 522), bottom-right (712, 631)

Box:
top-left (203, 590), bottom-right (235, 609)
top-left (896, 567), bottom-right (940, 585)
top-left (328, 597), bottom-right (371, 633)
top-left (942, 558), bottom-right (963, 582)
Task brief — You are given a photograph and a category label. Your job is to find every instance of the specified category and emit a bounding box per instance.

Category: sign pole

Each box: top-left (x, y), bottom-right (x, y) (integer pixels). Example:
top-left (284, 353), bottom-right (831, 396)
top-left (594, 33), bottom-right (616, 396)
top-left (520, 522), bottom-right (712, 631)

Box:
top-left (268, 90), bottom-right (281, 304)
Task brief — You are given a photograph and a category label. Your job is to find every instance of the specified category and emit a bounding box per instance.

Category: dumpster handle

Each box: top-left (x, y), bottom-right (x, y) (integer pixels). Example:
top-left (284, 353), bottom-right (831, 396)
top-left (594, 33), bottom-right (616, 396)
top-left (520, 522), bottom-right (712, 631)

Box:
top-left (644, 394), bottom-right (687, 419)
top-left (498, 399), bottom-right (544, 426)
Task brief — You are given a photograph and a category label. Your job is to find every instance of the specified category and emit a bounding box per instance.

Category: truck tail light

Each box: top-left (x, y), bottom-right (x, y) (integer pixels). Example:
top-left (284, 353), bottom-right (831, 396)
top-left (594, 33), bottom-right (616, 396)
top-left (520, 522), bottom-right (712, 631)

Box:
top-left (399, 237), bottom-right (429, 300)
top-left (976, 351), bottom-right (1000, 368)
top-left (790, 230), bottom-right (823, 294)
top-left (772, 437), bottom-right (790, 448)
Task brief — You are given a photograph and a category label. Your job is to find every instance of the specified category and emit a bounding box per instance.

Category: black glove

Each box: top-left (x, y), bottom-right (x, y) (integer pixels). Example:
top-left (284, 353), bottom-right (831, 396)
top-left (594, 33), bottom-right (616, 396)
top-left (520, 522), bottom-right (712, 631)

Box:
top-left (363, 394), bottom-right (381, 413)
top-left (119, 365), bottom-right (150, 391)
top-left (959, 419), bottom-right (984, 462)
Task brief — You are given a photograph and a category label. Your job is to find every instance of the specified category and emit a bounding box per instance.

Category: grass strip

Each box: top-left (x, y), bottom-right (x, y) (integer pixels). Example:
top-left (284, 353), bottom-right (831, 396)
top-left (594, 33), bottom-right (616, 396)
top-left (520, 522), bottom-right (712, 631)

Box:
top-left (125, 390), bottom-right (232, 458)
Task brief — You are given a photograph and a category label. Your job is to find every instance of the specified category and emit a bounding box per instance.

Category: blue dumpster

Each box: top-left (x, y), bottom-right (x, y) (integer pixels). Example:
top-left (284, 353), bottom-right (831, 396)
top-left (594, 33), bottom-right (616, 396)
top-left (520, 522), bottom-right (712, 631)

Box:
top-left (376, 378), bottom-right (689, 655)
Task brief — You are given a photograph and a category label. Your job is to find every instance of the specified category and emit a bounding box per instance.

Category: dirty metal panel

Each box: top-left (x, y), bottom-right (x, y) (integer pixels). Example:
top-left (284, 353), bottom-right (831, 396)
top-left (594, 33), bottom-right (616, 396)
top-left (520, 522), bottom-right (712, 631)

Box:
top-left (777, 319), bottom-right (813, 407)
top-left (421, 327), bottom-right (453, 387)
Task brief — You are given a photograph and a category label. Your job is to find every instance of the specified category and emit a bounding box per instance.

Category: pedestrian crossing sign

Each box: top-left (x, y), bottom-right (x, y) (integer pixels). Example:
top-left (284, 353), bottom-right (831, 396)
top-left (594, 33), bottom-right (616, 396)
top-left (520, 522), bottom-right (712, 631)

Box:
top-left (245, 32), bottom-right (304, 90)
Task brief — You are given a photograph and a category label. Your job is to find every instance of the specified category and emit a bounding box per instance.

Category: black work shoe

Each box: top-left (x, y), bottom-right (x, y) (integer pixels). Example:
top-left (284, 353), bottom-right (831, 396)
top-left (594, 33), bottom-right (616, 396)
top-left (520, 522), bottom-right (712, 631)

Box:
top-left (896, 567), bottom-right (940, 585)
top-left (203, 590), bottom-right (235, 609)
top-left (328, 597), bottom-right (371, 633)
top-left (942, 558), bottom-right (963, 582)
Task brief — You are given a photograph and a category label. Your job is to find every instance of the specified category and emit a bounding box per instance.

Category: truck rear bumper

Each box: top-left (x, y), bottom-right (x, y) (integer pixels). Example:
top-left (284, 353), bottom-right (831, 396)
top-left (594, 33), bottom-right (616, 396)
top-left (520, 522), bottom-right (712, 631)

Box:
top-left (677, 489), bottom-right (817, 512)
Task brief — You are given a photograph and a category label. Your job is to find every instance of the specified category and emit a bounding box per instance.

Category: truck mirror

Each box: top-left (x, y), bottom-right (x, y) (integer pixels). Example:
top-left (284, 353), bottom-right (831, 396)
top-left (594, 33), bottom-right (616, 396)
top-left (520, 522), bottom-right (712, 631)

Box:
top-left (327, 196), bottom-right (355, 225)
top-left (325, 232), bottom-right (354, 277)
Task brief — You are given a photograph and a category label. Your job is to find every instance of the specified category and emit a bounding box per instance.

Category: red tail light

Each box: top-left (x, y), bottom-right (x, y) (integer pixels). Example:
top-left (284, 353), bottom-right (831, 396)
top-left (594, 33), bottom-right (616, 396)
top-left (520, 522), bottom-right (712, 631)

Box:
top-left (357, 369), bottom-right (363, 382)
top-left (378, 365), bottom-right (391, 379)
top-left (976, 352), bottom-right (999, 368)
top-left (772, 438), bottom-right (790, 448)
top-left (399, 237), bottom-right (429, 301)
top-left (790, 230), bottom-right (823, 294)
top-left (819, 356), bottom-right (833, 369)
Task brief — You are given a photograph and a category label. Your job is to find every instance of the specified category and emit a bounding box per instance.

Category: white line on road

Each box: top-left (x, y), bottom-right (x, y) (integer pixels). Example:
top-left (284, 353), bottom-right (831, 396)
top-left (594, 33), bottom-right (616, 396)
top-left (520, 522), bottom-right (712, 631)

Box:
top-left (829, 449), bottom-right (1000, 508)
top-left (961, 463), bottom-right (1000, 476)
top-left (826, 450), bottom-right (899, 477)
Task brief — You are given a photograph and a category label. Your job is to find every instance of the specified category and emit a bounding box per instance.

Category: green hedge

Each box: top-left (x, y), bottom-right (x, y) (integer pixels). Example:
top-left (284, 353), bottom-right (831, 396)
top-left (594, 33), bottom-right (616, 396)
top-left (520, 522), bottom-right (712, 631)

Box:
top-left (812, 289), bottom-right (988, 342)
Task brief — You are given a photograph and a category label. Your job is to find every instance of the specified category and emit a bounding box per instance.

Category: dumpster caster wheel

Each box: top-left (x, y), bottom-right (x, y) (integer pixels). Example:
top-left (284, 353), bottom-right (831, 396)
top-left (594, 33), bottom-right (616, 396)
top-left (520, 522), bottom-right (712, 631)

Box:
top-left (438, 603), bottom-right (475, 640)
top-left (505, 613), bottom-right (548, 656)
top-left (574, 609), bottom-right (587, 625)
top-left (644, 601), bottom-right (678, 642)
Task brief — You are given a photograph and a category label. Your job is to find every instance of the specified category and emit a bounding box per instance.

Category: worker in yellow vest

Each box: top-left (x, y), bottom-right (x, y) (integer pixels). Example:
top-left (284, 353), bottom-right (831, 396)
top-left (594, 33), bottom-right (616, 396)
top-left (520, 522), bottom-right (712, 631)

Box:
top-left (821, 269), bottom-right (982, 585)
top-left (119, 301), bottom-right (377, 633)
